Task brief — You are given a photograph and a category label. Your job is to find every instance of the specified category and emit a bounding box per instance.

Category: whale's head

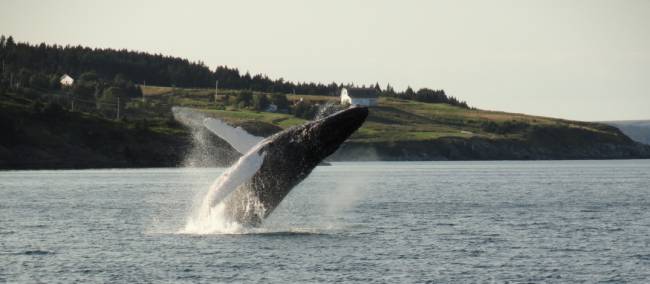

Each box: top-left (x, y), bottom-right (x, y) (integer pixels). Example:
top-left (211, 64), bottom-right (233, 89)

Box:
top-left (263, 106), bottom-right (368, 166)
top-left (301, 106), bottom-right (369, 158)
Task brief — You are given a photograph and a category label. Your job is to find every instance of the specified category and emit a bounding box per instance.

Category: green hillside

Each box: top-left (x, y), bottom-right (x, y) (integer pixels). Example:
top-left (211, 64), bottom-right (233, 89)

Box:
top-left (143, 85), bottom-right (626, 144)
top-left (136, 85), bottom-right (650, 161)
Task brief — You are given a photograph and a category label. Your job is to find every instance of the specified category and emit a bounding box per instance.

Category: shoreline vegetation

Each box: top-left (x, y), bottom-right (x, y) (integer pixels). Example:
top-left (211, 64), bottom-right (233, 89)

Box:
top-left (1, 36), bottom-right (649, 169)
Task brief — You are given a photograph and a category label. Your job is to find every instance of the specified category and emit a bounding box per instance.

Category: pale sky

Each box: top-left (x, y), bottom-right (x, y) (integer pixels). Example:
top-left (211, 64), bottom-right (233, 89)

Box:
top-left (1, 0), bottom-right (649, 121)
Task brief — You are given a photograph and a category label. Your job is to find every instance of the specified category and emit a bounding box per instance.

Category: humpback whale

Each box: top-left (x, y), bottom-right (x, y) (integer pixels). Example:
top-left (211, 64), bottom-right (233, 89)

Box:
top-left (200, 106), bottom-right (368, 226)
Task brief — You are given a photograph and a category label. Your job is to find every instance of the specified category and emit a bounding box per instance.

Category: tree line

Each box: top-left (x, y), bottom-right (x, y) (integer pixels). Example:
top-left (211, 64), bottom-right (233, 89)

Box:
top-left (382, 84), bottom-right (469, 108)
top-left (0, 35), bottom-right (339, 94)
top-left (0, 35), bottom-right (469, 108)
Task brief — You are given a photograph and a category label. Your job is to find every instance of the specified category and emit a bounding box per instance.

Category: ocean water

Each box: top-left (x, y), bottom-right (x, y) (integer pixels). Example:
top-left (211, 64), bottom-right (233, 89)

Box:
top-left (1, 160), bottom-right (649, 283)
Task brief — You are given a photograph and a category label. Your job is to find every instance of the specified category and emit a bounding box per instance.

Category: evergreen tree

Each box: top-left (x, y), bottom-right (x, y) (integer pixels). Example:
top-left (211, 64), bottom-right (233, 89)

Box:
top-left (270, 94), bottom-right (289, 110)
top-left (98, 87), bottom-right (126, 112)
top-left (405, 86), bottom-right (415, 97)
top-left (235, 91), bottom-right (253, 107)
top-left (48, 74), bottom-right (61, 90)
top-left (254, 94), bottom-right (270, 111)
top-left (28, 73), bottom-right (49, 89)
top-left (385, 83), bottom-right (395, 95)
top-left (5, 36), bottom-right (14, 48)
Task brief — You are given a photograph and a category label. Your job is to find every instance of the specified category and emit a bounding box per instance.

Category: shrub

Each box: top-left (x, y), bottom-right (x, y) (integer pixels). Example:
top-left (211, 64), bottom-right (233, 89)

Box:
top-left (481, 120), bottom-right (529, 134)
top-left (235, 91), bottom-right (253, 107)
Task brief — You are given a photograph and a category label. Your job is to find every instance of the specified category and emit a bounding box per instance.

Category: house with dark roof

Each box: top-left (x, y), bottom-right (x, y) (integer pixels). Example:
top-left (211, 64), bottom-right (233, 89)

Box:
top-left (340, 88), bottom-right (379, 107)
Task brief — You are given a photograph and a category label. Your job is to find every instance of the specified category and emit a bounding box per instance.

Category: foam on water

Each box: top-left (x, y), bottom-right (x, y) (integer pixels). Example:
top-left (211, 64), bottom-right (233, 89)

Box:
top-left (180, 175), bottom-right (269, 235)
top-left (179, 194), bottom-right (328, 235)
top-left (179, 201), bottom-right (245, 235)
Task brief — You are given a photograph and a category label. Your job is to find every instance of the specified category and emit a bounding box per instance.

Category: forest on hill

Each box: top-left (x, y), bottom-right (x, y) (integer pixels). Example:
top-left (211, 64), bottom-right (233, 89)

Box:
top-left (0, 35), bottom-right (468, 108)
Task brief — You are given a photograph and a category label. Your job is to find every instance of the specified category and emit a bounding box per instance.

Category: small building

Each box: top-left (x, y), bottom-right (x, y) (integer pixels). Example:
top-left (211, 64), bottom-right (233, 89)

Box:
top-left (60, 74), bottom-right (74, 86)
top-left (265, 103), bottom-right (278, 113)
top-left (340, 87), bottom-right (379, 107)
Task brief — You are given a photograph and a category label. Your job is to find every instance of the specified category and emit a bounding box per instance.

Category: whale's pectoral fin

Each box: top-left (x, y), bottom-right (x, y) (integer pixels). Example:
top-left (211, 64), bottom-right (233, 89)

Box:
top-left (203, 117), bottom-right (265, 154)
top-left (208, 149), bottom-right (267, 207)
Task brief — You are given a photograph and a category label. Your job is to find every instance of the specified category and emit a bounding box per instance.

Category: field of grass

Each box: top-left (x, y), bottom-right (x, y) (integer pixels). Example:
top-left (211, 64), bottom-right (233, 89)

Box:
top-left (139, 85), bottom-right (621, 143)
top-left (198, 109), bottom-right (307, 128)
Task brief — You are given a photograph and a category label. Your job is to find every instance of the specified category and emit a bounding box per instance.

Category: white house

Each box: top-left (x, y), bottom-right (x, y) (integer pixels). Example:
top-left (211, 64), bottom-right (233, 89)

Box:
top-left (340, 88), bottom-right (379, 107)
top-left (60, 74), bottom-right (74, 86)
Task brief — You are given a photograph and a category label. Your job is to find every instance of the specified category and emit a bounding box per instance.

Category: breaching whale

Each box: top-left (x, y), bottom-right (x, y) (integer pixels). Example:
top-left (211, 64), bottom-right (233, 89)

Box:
top-left (201, 106), bottom-right (368, 226)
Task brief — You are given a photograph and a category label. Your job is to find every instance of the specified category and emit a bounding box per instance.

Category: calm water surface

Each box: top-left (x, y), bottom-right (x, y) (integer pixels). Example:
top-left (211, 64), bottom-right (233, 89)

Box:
top-left (1, 160), bottom-right (649, 283)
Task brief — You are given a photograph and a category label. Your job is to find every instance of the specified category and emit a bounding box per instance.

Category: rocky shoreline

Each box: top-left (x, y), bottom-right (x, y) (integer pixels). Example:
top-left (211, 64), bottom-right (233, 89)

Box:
top-left (331, 138), bottom-right (650, 161)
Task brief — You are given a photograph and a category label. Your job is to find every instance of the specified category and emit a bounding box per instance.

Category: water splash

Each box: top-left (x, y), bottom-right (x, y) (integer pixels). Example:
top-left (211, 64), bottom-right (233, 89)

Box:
top-left (172, 107), bottom-right (236, 167)
top-left (179, 200), bottom-right (246, 234)
top-left (177, 185), bottom-right (310, 235)
top-left (168, 107), bottom-right (236, 233)
top-left (315, 102), bottom-right (344, 120)
top-left (323, 164), bottom-right (373, 217)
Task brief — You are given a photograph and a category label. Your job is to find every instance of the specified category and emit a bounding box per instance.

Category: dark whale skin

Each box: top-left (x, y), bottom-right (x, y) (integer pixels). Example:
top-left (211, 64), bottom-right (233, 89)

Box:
top-left (223, 106), bottom-right (368, 226)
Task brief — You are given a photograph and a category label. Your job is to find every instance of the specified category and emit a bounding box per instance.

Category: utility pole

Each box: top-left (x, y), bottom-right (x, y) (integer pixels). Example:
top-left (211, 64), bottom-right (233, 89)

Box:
top-left (116, 97), bottom-right (120, 120)
top-left (69, 94), bottom-right (75, 112)
top-left (94, 83), bottom-right (100, 110)
top-left (214, 80), bottom-right (219, 101)
top-left (142, 80), bottom-right (146, 103)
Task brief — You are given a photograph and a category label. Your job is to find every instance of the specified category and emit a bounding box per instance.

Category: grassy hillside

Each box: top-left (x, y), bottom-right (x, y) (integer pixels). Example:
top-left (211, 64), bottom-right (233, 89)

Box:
top-left (140, 85), bottom-right (649, 161)
top-left (144, 85), bottom-right (626, 144)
